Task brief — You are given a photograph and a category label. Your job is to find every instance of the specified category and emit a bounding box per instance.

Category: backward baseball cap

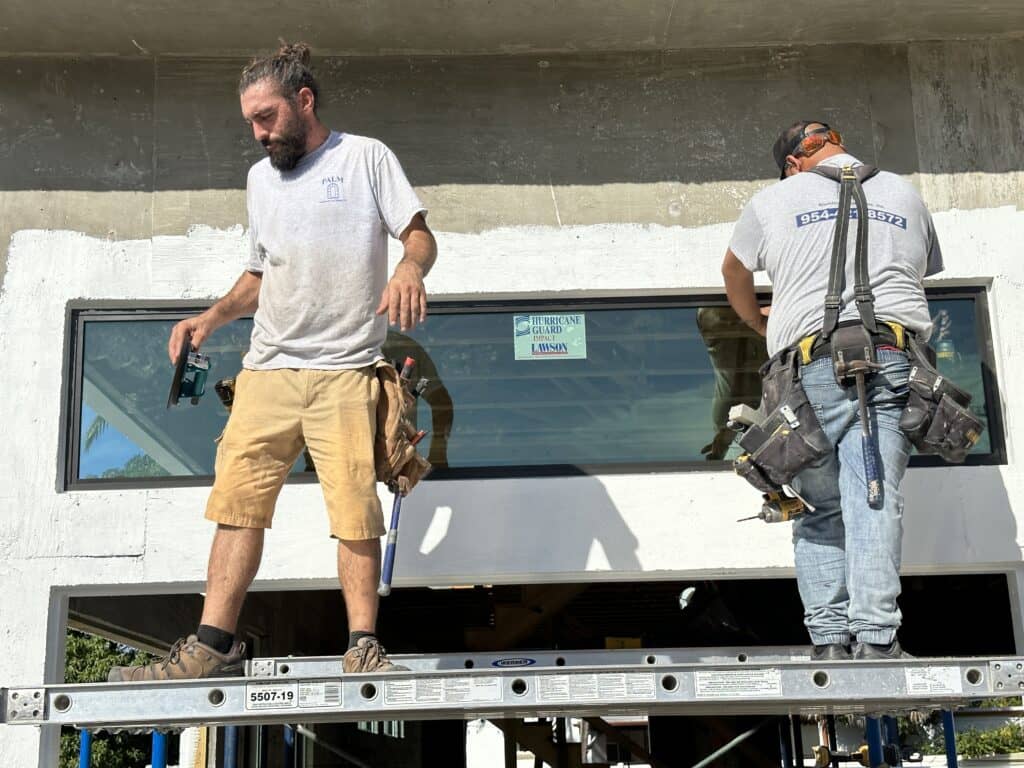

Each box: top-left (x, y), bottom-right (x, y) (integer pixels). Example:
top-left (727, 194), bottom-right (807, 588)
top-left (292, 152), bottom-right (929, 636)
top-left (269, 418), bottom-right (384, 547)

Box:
top-left (771, 120), bottom-right (824, 180)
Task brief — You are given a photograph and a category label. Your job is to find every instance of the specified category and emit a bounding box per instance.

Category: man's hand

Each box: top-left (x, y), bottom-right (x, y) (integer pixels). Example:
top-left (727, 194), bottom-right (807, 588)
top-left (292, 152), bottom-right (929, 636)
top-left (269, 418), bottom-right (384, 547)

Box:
top-left (376, 261), bottom-right (427, 332)
top-left (165, 270), bottom-right (262, 364)
top-left (754, 306), bottom-right (771, 337)
top-left (168, 314), bottom-right (215, 364)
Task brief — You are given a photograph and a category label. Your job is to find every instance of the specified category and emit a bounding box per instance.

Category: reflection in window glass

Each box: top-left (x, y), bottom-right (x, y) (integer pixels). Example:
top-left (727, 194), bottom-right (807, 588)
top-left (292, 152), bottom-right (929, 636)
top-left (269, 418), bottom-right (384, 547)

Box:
top-left (73, 296), bottom-right (996, 483)
top-left (79, 319), bottom-right (253, 480)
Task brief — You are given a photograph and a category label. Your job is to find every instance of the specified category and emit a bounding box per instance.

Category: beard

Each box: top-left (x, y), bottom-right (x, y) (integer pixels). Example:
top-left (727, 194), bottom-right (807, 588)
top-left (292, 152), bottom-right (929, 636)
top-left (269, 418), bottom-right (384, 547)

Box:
top-left (262, 113), bottom-right (307, 171)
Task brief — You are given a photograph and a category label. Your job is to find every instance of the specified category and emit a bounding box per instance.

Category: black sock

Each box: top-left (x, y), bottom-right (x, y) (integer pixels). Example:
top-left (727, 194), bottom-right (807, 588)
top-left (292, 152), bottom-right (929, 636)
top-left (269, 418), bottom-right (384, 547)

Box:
top-left (197, 624), bottom-right (235, 654)
top-left (348, 631), bottom-right (375, 650)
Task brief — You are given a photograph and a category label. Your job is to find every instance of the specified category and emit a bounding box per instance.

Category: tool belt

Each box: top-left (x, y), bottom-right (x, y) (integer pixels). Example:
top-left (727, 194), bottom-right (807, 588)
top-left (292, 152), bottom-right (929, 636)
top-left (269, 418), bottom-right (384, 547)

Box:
top-left (374, 360), bottom-right (432, 496)
top-left (898, 333), bottom-right (983, 462)
top-left (733, 348), bottom-right (831, 493)
top-left (796, 320), bottom-right (905, 365)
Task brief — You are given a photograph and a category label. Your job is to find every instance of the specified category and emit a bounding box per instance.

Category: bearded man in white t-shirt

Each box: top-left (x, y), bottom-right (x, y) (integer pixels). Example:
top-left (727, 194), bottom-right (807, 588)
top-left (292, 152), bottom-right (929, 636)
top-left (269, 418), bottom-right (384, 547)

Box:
top-left (110, 42), bottom-right (437, 681)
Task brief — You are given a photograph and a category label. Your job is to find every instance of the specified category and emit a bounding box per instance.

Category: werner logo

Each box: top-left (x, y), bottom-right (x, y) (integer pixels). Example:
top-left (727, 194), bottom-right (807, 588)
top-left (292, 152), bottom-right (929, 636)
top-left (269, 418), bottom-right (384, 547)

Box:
top-left (491, 657), bottom-right (537, 668)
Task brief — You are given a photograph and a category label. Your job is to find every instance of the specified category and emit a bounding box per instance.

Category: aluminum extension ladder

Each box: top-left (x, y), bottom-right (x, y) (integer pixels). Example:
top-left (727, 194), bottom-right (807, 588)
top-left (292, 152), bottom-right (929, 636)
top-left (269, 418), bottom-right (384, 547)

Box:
top-left (4, 645), bottom-right (1021, 733)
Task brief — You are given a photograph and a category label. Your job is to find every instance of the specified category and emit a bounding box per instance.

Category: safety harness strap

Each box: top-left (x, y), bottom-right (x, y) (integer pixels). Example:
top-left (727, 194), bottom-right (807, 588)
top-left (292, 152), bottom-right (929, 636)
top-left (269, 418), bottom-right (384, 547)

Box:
top-left (809, 164), bottom-right (880, 338)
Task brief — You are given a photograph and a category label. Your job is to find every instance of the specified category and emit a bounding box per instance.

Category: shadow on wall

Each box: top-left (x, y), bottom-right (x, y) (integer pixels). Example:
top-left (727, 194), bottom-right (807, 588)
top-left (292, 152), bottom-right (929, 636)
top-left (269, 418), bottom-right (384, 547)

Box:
top-left (391, 475), bottom-right (641, 584)
top-left (0, 44), bottom-right (949, 193)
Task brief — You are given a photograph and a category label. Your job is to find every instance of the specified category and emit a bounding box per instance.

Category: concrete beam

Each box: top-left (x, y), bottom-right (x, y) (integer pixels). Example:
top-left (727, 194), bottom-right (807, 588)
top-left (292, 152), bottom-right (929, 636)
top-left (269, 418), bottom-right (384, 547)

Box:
top-left (2, 0), bottom-right (1023, 56)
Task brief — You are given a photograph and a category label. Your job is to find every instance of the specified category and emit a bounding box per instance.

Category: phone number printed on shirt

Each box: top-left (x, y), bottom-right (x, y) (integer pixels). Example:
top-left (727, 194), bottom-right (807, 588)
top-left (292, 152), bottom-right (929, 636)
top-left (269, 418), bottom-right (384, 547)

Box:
top-left (795, 207), bottom-right (906, 230)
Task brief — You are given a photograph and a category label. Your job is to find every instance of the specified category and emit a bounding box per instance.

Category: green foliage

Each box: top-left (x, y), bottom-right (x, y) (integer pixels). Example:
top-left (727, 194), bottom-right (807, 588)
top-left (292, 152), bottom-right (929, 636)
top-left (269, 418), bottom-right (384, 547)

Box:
top-left (59, 631), bottom-right (155, 768)
top-left (931, 724), bottom-right (1024, 758)
top-left (970, 695), bottom-right (1024, 710)
top-left (100, 453), bottom-right (170, 479)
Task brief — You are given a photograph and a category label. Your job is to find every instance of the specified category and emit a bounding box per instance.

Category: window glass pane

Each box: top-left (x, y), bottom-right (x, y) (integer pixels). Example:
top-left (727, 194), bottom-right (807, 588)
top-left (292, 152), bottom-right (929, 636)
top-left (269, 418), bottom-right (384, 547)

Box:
top-left (926, 297), bottom-right (991, 454)
top-left (79, 318), bottom-right (253, 479)
top-left (72, 294), bottom-right (998, 484)
top-left (387, 306), bottom-right (765, 467)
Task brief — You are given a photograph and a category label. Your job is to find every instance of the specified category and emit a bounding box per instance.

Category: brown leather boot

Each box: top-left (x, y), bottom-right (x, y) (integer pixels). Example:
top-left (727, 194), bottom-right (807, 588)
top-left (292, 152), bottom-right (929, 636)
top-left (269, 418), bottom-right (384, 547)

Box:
top-left (107, 635), bottom-right (245, 682)
top-left (342, 636), bottom-right (408, 673)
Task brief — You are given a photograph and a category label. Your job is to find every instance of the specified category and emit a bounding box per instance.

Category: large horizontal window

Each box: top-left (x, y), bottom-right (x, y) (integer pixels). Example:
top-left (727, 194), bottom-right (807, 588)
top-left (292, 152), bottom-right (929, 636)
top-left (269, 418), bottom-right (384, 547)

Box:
top-left (62, 291), bottom-right (1003, 489)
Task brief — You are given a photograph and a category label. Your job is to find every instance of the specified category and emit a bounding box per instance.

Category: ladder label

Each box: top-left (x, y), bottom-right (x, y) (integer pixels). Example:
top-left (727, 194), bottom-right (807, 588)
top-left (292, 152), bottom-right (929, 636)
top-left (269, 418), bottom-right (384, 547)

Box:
top-left (536, 673), bottom-right (657, 703)
top-left (298, 681), bottom-right (343, 708)
top-left (905, 666), bottom-right (963, 695)
top-left (695, 668), bottom-right (782, 698)
top-left (245, 682), bottom-right (298, 710)
top-left (383, 676), bottom-right (502, 707)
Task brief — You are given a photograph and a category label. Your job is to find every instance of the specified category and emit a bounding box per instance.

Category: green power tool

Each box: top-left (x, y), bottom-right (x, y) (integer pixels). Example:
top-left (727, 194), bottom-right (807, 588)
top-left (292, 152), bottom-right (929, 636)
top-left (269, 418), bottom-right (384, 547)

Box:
top-left (166, 333), bottom-right (210, 408)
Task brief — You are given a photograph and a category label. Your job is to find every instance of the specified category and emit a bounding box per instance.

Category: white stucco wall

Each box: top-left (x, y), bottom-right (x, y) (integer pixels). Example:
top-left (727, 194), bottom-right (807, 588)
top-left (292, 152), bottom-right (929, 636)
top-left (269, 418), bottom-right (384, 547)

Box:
top-left (1, 200), bottom-right (1023, 765)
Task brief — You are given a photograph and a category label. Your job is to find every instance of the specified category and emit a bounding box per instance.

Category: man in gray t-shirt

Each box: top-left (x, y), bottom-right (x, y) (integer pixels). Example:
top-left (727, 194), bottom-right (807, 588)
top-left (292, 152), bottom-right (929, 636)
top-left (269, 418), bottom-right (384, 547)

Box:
top-left (722, 121), bottom-right (943, 662)
top-left (109, 43), bottom-right (437, 683)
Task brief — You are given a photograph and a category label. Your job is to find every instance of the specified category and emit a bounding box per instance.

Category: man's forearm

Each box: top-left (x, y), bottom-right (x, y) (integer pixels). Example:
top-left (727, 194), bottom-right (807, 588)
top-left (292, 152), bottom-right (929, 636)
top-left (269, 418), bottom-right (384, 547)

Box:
top-left (204, 271), bottom-right (262, 328)
top-left (722, 251), bottom-right (766, 336)
top-left (395, 227), bottom-right (437, 279)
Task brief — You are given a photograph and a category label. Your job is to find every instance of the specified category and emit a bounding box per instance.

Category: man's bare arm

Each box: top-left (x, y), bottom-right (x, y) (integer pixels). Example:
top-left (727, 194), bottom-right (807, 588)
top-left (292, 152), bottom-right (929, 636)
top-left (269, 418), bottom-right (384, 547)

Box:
top-left (722, 249), bottom-right (768, 337)
top-left (167, 271), bottom-right (263, 363)
top-left (376, 213), bottom-right (437, 332)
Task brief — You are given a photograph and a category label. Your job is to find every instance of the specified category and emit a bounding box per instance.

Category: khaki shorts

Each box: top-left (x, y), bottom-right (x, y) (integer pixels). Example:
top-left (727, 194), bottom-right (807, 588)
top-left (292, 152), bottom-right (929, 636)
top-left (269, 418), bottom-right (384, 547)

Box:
top-left (205, 367), bottom-right (385, 540)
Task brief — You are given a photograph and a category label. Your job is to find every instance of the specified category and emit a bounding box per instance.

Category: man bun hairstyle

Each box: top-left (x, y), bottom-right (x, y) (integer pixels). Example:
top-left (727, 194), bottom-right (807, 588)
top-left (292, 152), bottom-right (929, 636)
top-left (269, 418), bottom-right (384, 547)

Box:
top-left (240, 41), bottom-right (320, 112)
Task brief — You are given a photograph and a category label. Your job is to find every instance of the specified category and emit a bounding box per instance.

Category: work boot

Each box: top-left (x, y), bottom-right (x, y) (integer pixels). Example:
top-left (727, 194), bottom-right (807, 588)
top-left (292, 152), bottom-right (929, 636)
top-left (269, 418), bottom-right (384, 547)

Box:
top-left (852, 639), bottom-right (913, 660)
top-left (342, 636), bottom-right (409, 673)
top-left (107, 635), bottom-right (246, 682)
top-left (811, 643), bottom-right (852, 661)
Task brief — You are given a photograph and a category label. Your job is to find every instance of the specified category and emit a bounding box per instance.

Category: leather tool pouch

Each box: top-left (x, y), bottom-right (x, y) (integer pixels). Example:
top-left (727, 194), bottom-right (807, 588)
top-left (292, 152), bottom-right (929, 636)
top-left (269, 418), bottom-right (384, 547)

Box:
top-left (733, 350), bottom-right (831, 490)
top-left (829, 323), bottom-right (878, 385)
top-left (374, 360), bottom-right (433, 495)
top-left (898, 336), bottom-right (984, 463)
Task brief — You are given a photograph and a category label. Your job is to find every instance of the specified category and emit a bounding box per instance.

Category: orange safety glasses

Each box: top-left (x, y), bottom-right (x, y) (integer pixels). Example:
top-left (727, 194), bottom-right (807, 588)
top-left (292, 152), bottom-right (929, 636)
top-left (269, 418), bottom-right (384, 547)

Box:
top-left (792, 125), bottom-right (843, 158)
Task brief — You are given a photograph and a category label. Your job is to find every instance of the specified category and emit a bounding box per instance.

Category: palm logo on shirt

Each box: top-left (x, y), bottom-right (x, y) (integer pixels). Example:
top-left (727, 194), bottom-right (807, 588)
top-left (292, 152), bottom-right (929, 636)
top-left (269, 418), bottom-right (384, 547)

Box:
top-left (321, 175), bottom-right (345, 203)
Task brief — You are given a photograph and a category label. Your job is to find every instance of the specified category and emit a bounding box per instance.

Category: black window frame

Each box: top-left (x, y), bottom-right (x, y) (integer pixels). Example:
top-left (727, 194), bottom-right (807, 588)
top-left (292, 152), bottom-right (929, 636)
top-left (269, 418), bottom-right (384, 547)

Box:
top-left (59, 288), bottom-right (1006, 491)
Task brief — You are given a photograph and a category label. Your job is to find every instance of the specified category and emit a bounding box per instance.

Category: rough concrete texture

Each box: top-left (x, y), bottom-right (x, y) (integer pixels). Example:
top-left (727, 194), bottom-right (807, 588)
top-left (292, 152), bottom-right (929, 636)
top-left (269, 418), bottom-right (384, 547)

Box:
top-left (0, 39), bottom-right (1015, 293)
top-left (910, 40), bottom-right (1024, 175)
top-left (0, 39), bottom-right (1021, 294)
top-left (0, 57), bottom-right (155, 191)
top-left (0, 45), bottom-right (923, 193)
top-left (2, 0), bottom-right (1024, 56)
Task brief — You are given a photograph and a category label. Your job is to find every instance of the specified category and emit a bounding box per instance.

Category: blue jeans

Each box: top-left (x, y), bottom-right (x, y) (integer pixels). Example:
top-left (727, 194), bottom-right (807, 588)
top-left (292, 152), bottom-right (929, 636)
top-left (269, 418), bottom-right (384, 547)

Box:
top-left (791, 349), bottom-right (911, 646)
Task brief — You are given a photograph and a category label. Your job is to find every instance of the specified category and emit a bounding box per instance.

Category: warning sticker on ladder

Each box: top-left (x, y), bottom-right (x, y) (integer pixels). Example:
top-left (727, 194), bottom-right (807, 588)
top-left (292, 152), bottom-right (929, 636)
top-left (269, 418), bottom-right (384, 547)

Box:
top-left (298, 681), bottom-right (343, 708)
top-left (905, 667), bottom-right (963, 695)
top-left (383, 676), bottom-right (502, 707)
top-left (694, 668), bottom-right (782, 698)
top-left (536, 673), bottom-right (657, 703)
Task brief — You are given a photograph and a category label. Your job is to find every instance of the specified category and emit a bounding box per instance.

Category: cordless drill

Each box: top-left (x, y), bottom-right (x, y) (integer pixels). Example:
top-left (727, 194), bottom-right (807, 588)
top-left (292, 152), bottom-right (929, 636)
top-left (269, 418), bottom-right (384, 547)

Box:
top-left (738, 490), bottom-right (806, 523)
top-left (728, 404), bottom-right (813, 524)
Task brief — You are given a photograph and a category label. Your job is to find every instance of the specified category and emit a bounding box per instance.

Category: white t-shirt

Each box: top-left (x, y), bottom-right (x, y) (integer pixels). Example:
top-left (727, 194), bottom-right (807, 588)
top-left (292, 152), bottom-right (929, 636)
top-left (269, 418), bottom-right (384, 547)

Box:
top-left (243, 131), bottom-right (427, 369)
top-left (729, 154), bottom-right (943, 356)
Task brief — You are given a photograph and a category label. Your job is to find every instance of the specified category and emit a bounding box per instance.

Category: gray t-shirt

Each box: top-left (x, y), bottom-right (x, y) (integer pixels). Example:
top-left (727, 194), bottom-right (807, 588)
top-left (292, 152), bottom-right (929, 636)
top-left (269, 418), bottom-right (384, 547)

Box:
top-left (729, 153), bottom-right (943, 356)
top-left (243, 131), bottom-right (427, 370)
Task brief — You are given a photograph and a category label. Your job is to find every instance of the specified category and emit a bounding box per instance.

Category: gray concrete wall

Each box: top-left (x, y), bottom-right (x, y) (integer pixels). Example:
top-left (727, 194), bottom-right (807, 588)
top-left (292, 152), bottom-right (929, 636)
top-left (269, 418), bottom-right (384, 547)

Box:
top-left (4, 0), bottom-right (1024, 56)
top-left (2, 39), bottom-right (1021, 292)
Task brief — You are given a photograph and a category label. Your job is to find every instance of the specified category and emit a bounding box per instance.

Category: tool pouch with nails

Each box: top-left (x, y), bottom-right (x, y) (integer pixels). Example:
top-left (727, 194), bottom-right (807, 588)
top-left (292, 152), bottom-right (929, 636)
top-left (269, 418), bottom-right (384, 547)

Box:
top-left (733, 349), bottom-right (831, 490)
top-left (374, 360), bottom-right (432, 496)
top-left (898, 335), bottom-right (984, 462)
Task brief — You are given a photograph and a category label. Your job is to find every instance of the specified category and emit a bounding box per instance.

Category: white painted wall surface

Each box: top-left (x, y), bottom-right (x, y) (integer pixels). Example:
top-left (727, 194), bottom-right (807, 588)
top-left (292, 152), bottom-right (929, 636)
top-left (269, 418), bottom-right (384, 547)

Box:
top-left (1, 202), bottom-right (1023, 765)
